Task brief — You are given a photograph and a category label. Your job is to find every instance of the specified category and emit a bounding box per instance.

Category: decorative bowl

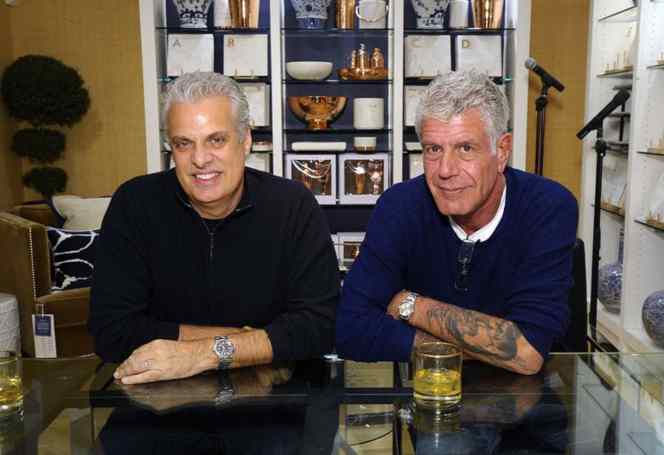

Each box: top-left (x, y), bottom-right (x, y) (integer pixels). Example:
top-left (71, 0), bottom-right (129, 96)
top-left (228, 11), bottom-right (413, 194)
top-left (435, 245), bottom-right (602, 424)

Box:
top-left (286, 61), bottom-right (333, 81)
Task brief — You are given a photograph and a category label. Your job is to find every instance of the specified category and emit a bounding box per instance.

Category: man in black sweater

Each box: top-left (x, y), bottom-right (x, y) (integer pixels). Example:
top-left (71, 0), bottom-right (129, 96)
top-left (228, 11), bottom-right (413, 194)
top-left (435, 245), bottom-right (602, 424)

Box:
top-left (88, 72), bottom-right (339, 384)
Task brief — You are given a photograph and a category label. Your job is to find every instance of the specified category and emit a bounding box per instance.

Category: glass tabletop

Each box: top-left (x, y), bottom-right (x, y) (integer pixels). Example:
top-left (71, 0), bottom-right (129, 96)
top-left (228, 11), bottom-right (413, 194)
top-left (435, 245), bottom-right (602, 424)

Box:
top-left (2, 353), bottom-right (664, 454)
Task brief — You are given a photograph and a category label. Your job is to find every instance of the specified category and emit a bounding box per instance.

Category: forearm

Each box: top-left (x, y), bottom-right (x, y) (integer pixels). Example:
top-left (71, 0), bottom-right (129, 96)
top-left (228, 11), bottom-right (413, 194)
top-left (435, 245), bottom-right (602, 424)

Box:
top-left (411, 296), bottom-right (543, 375)
top-left (178, 324), bottom-right (246, 341)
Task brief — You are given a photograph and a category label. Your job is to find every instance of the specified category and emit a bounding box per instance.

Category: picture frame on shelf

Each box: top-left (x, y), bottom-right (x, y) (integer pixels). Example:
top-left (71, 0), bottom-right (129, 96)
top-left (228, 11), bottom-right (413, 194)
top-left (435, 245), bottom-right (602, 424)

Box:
top-left (223, 34), bottom-right (269, 77)
top-left (337, 232), bottom-right (365, 271)
top-left (285, 154), bottom-right (337, 205)
top-left (339, 153), bottom-right (390, 205)
top-left (409, 153), bottom-right (424, 179)
top-left (455, 35), bottom-right (503, 78)
top-left (646, 172), bottom-right (664, 229)
top-left (167, 34), bottom-right (214, 77)
top-left (404, 86), bottom-right (426, 127)
top-left (405, 35), bottom-right (452, 78)
top-left (246, 152), bottom-right (271, 173)
top-left (330, 233), bottom-right (340, 265)
top-left (601, 154), bottom-right (627, 210)
top-left (241, 83), bottom-right (270, 127)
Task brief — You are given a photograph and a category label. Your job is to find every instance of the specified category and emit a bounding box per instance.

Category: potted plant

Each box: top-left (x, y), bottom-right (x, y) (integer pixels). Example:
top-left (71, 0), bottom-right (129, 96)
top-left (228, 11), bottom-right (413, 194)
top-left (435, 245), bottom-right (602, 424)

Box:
top-left (1, 55), bottom-right (90, 198)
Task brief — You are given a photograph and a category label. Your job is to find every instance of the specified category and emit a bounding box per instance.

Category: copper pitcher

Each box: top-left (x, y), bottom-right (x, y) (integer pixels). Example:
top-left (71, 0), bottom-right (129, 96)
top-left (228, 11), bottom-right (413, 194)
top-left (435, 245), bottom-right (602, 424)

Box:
top-left (229, 0), bottom-right (260, 28)
top-left (471, 0), bottom-right (503, 29)
top-left (337, 0), bottom-right (356, 29)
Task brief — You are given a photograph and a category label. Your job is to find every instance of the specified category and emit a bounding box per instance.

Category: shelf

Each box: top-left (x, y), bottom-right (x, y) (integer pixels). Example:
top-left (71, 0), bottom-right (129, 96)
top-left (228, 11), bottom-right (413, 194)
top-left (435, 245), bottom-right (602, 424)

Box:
top-left (600, 202), bottom-right (625, 218)
top-left (405, 76), bottom-right (510, 85)
top-left (637, 149), bottom-right (664, 157)
top-left (624, 328), bottom-right (664, 354)
top-left (285, 149), bottom-right (392, 155)
top-left (612, 83), bottom-right (632, 91)
top-left (281, 28), bottom-right (392, 36)
top-left (283, 128), bottom-right (391, 134)
top-left (597, 5), bottom-right (639, 23)
top-left (403, 27), bottom-right (514, 35)
top-left (160, 76), bottom-right (270, 84)
top-left (284, 79), bottom-right (392, 85)
top-left (608, 112), bottom-right (630, 118)
top-left (634, 218), bottom-right (664, 233)
top-left (157, 27), bottom-right (270, 34)
top-left (647, 62), bottom-right (664, 70)
top-left (597, 69), bottom-right (633, 79)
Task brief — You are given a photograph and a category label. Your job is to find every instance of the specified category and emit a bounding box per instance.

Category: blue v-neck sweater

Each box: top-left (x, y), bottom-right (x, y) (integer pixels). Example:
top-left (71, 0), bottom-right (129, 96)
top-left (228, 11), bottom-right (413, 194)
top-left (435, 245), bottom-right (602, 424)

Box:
top-left (336, 167), bottom-right (578, 362)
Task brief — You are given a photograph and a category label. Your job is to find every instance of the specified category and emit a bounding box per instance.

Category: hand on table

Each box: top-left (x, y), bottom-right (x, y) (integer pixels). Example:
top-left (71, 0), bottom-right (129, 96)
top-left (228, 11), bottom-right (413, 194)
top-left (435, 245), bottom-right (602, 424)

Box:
top-left (114, 339), bottom-right (213, 385)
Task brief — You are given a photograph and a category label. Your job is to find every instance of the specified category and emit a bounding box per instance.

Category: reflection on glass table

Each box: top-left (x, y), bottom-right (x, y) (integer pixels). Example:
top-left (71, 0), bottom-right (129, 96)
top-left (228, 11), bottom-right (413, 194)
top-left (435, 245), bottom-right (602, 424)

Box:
top-left (4, 353), bottom-right (664, 454)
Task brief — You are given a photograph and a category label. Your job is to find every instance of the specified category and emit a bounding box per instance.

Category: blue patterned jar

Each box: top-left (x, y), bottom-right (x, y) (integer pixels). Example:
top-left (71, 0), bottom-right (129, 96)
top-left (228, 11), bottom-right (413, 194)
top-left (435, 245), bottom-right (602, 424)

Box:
top-left (289, 0), bottom-right (332, 28)
top-left (598, 228), bottom-right (623, 314)
top-left (642, 290), bottom-right (664, 347)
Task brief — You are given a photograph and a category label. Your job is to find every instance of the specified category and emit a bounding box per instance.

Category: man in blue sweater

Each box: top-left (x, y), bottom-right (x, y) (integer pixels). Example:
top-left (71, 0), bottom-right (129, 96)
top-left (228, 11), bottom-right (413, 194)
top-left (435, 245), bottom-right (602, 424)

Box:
top-left (336, 70), bottom-right (578, 375)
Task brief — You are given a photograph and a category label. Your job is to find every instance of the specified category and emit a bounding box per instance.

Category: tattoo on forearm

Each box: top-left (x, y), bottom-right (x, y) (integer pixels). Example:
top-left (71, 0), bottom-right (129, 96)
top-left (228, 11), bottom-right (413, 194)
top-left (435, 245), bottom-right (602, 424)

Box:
top-left (425, 306), bottom-right (529, 369)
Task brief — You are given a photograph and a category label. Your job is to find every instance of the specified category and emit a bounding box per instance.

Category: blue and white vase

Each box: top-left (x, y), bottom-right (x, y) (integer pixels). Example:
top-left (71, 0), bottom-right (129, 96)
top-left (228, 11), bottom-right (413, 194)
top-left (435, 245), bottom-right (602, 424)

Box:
top-left (172, 0), bottom-right (213, 28)
top-left (598, 228), bottom-right (624, 314)
top-left (289, 0), bottom-right (332, 28)
top-left (410, 0), bottom-right (451, 29)
top-left (643, 290), bottom-right (664, 348)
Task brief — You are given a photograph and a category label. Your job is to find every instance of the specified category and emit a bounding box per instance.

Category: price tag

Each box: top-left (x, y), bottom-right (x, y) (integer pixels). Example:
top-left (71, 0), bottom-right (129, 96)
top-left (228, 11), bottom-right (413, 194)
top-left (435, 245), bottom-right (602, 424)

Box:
top-left (32, 312), bottom-right (57, 358)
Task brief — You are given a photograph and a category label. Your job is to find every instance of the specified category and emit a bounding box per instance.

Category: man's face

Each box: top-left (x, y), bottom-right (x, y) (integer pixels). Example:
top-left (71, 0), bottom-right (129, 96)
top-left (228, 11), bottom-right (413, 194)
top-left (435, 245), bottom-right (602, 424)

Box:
top-left (421, 109), bottom-right (511, 220)
top-left (168, 96), bottom-right (250, 217)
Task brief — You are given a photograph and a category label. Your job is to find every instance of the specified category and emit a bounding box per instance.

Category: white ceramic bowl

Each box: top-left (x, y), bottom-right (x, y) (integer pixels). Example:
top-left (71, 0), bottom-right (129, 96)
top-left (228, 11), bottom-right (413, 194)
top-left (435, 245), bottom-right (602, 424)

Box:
top-left (286, 61), bottom-right (333, 81)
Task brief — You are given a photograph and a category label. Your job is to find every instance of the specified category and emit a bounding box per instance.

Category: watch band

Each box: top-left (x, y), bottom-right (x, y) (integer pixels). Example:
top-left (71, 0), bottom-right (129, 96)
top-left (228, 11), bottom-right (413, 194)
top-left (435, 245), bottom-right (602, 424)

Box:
top-left (399, 291), bottom-right (418, 320)
top-left (213, 336), bottom-right (235, 370)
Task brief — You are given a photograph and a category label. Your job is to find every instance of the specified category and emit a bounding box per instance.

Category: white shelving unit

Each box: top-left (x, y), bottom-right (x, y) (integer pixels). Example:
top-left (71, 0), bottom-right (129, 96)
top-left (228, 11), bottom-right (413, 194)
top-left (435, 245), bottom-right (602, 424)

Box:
top-left (581, 0), bottom-right (664, 353)
top-left (138, 0), bottom-right (531, 181)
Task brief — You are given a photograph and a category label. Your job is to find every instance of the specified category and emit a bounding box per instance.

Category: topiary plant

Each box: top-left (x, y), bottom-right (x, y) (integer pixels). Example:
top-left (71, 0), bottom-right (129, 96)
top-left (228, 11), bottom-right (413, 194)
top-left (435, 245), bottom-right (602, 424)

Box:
top-left (11, 128), bottom-right (66, 163)
top-left (22, 167), bottom-right (68, 198)
top-left (1, 55), bottom-right (90, 127)
top-left (1, 55), bottom-right (90, 198)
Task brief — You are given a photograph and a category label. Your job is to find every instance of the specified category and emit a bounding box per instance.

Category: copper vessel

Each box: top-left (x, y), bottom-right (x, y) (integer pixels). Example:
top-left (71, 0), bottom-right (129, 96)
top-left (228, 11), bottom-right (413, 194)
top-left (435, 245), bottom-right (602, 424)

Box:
top-left (229, 0), bottom-right (260, 28)
top-left (471, 0), bottom-right (503, 29)
top-left (288, 96), bottom-right (347, 130)
top-left (337, 0), bottom-right (356, 29)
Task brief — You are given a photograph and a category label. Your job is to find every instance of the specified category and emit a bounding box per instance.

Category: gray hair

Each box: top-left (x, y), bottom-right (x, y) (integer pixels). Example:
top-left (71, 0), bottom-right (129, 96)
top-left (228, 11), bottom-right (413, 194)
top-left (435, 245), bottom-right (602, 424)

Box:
top-left (414, 70), bottom-right (510, 150)
top-left (161, 72), bottom-right (251, 142)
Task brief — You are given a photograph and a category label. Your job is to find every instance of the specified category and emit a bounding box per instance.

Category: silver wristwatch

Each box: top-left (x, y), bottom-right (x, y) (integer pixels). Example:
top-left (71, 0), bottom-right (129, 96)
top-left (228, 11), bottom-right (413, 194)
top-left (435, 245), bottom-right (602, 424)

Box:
top-left (398, 292), bottom-right (418, 321)
top-left (212, 336), bottom-right (235, 370)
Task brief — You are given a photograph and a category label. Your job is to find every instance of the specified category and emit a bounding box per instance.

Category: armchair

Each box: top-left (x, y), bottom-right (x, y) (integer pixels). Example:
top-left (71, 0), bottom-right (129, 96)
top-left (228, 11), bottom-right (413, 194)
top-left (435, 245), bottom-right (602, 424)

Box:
top-left (0, 204), bottom-right (93, 357)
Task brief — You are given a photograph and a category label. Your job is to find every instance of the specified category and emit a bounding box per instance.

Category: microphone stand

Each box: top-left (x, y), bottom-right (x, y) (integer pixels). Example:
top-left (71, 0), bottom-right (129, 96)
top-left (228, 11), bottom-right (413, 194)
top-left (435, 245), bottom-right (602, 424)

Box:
top-left (534, 82), bottom-right (552, 176)
top-left (588, 126), bottom-right (607, 343)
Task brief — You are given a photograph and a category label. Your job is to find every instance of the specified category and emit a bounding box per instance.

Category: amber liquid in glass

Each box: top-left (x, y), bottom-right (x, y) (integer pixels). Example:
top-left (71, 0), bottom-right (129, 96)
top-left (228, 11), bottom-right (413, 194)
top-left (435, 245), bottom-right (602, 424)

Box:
top-left (414, 368), bottom-right (461, 409)
top-left (0, 375), bottom-right (23, 414)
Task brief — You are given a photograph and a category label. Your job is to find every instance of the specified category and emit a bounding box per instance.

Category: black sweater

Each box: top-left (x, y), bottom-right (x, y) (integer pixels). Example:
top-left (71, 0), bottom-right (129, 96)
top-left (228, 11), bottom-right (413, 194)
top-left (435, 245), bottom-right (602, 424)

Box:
top-left (88, 168), bottom-right (339, 363)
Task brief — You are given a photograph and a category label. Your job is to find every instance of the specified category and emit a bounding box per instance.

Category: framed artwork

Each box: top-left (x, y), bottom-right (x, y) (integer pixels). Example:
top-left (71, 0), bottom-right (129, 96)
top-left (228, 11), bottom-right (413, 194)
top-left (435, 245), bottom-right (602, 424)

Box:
top-left (339, 153), bottom-right (389, 204)
top-left (337, 232), bottom-right (365, 271)
top-left (285, 154), bottom-right (337, 205)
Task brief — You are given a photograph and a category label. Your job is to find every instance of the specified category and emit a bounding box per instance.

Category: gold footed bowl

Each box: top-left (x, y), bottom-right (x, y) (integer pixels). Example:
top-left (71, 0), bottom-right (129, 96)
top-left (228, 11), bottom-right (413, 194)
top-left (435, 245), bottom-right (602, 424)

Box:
top-left (288, 96), bottom-right (347, 130)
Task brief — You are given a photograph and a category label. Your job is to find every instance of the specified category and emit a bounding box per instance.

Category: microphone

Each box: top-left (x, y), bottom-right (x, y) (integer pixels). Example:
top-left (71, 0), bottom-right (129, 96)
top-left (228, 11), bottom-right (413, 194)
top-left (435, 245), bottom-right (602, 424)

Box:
top-left (525, 57), bottom-right (565, 92)
top-left (577, 89), bottom-right (631, 139)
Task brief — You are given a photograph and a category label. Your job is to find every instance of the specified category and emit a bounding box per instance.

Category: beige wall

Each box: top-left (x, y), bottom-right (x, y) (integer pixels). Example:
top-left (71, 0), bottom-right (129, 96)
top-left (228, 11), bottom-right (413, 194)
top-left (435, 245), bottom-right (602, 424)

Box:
top-left (526, 0), bottom-right (590, 199)
top-left (0, 6), bottom-right (21, 210)
top-left (3, 0), bottom-right (146, 201)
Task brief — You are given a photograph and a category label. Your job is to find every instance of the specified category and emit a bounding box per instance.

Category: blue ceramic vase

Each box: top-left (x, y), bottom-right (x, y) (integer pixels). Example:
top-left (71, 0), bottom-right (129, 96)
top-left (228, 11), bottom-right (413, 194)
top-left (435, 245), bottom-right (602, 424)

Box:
top-left (289, 0), bottom-right (332, 28)
top-left (642, 290), bottom-right (664, 347)
top-left (598, 228), bottom-right (623, 314)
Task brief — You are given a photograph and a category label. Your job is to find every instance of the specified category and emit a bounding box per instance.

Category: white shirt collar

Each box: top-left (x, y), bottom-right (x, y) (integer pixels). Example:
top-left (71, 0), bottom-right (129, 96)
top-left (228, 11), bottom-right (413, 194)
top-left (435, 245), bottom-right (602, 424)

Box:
top-left (448, 183), bottom-right (507, 242)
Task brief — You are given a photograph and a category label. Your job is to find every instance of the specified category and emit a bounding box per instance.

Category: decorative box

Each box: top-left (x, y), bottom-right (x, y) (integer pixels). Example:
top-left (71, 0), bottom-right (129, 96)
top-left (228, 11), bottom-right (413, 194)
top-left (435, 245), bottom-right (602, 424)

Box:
top-left (245, 153), bottom-right (271, 173)
top-left (223, 34), bottom-right (269, 77)
top-left (285, 154), bottom-right (337, 205)
top-left (339, 153), bottom-right (389, 204)
top-left (337, 232), bottom-right (365, 270)
top-left (241, 83), bottom-right (270, 127)
top-left (404, 86), bottom-right (427, 126)
top-left (409, 153), bottom-right (424, 179)
top-left (405, 35), bottom-right (452, 78)
top-left (167, 34), bottom-right (214, 77)
top-left (455, 35), bottom-right (502, 77)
